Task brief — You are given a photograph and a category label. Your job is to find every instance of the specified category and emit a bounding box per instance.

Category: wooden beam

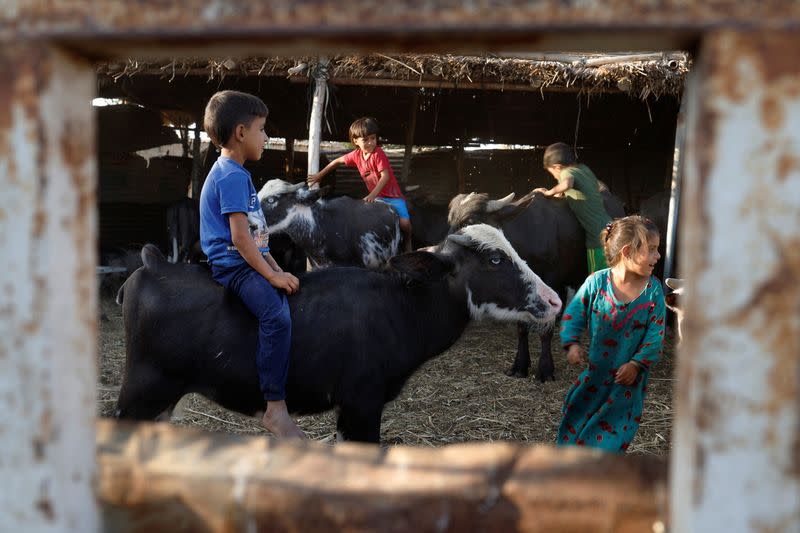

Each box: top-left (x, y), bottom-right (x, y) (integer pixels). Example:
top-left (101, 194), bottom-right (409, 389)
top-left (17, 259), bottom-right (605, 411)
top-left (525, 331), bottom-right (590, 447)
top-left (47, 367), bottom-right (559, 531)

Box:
top-left (454, 142), bottom-right (466, 193)
top-left (290, 75), bottom-right (620, 94)
top-left (5, 1), bottom-right (800, 56)
top-left (189, 120), bottom-right (203, 198)
top-left (285, 138), bottom-right (295, 180)
top-left (672, 29), bottom-right (800, 533)
top-left (0, 43), bottom-right (98, 531)
top-left (97, 419), bottom-right (667, 533)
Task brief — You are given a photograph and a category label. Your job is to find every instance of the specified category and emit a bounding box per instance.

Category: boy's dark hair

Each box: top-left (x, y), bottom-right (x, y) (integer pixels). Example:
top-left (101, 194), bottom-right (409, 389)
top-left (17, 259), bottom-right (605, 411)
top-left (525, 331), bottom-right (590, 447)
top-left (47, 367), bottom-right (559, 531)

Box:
top-left (349, 117), bottom-right (380, 143)
top-left (543, 142), bottom-right (577, 168)
top-left (203, 90), bottom-right (268, 148)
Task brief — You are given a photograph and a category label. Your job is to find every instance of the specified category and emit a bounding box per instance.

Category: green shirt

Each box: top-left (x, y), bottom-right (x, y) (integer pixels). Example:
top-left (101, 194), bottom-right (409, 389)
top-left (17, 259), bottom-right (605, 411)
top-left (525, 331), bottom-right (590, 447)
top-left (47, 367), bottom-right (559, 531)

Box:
top-left (558, 164), bottom-right (612, 249)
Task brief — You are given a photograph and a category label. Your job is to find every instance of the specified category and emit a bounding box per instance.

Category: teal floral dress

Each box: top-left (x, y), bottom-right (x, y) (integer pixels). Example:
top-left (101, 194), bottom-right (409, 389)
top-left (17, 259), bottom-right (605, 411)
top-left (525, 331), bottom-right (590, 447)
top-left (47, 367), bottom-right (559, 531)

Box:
top-left (557, 269), bottom-right (666, 452)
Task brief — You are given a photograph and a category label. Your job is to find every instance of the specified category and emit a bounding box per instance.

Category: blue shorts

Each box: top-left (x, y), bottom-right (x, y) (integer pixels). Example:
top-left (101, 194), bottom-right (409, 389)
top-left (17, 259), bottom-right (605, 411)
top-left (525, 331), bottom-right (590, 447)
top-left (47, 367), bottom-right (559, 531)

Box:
top-left (376, 197), bottom-right (410, 220)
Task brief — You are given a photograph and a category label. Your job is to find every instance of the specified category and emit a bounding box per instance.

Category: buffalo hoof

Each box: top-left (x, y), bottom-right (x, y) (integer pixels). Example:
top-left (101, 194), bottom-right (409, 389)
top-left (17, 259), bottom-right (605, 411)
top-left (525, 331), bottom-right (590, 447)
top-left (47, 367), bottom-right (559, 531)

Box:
top-left (536, 369), bottom-right (556, 383)
top-left (505, 367), bottom-right (529, 378)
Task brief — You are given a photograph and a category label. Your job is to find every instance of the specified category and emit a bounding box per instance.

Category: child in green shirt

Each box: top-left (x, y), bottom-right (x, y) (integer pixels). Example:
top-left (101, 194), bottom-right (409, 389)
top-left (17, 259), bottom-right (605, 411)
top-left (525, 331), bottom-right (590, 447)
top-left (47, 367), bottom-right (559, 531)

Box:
top-left (534, 142), bottom-right (612, 272)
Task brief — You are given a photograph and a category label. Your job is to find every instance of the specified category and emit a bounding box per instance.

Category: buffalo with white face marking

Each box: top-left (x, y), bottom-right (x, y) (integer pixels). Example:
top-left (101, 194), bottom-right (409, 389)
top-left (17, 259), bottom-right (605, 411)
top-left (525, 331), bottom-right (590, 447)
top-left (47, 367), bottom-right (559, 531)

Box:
top-left (446, 187), bottom-right (625, 382)
top-left (114, 224), bottom-right (561, 443)
top-left (258, 179), bottom-right (400, 269)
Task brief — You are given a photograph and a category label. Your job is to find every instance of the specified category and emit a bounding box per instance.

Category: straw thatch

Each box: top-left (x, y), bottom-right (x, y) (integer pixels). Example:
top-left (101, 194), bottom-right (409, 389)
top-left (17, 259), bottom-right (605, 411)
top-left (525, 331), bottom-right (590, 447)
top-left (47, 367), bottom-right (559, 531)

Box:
top-left (98, 52), bottom-right (689, 100)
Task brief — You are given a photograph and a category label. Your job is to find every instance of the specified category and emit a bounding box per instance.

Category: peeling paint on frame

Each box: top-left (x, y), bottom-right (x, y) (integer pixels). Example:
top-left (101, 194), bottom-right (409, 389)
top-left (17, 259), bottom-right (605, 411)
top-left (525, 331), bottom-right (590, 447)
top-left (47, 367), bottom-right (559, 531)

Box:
top-left (673, 30), bottom-right (800, 533)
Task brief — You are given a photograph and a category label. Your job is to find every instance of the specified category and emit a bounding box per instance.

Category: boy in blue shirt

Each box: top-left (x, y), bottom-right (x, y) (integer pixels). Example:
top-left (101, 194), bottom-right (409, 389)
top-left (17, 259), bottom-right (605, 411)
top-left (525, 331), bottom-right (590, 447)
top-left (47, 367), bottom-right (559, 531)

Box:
top-left (199, 90), bottom-right (305, 439)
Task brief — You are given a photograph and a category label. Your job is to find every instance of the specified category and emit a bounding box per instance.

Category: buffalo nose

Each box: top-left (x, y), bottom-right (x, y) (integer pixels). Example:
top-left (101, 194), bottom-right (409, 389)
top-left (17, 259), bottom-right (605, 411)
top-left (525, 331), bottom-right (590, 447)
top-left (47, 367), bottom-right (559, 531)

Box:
top-left (548, 297), bottom-right (562, 311)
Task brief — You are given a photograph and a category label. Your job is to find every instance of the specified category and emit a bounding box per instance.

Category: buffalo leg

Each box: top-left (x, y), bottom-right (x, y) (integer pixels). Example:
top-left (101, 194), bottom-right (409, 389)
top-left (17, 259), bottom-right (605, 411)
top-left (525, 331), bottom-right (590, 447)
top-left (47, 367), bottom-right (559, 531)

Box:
top-left (537, 329), bottom-right (556, 383)
top-left (505, 321), bottom-right (531, 378)
top-left (115, 364), bottom-right (184, 421)
top-left (336, 405), bottom-right (383, 443)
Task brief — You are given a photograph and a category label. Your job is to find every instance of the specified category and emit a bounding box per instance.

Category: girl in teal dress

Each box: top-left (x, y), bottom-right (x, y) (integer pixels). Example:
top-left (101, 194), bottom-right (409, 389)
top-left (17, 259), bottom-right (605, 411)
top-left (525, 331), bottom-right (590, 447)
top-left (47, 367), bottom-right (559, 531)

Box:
top-left (557, 215), bottom-right (666, 453)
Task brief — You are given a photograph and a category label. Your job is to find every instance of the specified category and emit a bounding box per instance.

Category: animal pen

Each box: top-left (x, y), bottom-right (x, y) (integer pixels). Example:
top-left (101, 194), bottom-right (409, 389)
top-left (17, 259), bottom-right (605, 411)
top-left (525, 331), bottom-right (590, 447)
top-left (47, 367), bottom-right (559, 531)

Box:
top-left (1, 2), bottom-right (799, 532)
top-left (94, 53), bottom-right (686, 251)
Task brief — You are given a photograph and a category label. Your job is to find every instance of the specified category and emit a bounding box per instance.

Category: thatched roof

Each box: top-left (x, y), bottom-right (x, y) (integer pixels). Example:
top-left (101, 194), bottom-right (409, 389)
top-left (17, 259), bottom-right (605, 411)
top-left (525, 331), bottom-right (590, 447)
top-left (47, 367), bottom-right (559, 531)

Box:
top-left (98, 52), bottom-right (689, 100)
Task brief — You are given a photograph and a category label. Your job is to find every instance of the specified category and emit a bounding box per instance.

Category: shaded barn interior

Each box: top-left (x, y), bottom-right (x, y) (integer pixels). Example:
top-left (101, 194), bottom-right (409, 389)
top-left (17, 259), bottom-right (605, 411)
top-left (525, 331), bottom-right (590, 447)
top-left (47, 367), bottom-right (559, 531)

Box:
top-left (96, 54), bottom-right (686, 254)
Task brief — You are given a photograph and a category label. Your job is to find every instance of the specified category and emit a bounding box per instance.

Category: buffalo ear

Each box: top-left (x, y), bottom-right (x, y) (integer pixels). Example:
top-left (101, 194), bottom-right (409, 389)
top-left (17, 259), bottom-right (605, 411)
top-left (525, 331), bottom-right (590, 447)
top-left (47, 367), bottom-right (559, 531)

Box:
top-left (665, 277), bottom-right (685, 291)
top-left (141, 243), bottom-right (166, 271)
top-left (389, 251), bottom-right (455, 282)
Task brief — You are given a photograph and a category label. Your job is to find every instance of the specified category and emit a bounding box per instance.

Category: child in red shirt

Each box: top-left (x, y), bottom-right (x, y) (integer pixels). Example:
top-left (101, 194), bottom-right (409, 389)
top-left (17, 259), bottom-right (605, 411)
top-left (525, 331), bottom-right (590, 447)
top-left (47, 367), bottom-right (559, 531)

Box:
top-left (308, 117), bottom-right (413, 252)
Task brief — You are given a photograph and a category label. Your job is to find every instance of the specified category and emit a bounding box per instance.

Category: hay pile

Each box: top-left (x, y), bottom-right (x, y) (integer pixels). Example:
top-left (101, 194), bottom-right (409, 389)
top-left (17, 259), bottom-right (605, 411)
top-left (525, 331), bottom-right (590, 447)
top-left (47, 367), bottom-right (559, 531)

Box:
top-left (98, 52), bottom-right (689, 100)
top-left (98, 293), bottom-right (674, 454)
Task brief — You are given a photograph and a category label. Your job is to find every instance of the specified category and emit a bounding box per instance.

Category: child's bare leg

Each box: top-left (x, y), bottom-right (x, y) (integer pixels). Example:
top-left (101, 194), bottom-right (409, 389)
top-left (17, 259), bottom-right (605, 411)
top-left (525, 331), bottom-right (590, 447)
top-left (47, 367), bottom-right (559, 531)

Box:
top-left (399, 218), bottom-right (413, 253)
top-left (262, 400), bottom-right (306, 439)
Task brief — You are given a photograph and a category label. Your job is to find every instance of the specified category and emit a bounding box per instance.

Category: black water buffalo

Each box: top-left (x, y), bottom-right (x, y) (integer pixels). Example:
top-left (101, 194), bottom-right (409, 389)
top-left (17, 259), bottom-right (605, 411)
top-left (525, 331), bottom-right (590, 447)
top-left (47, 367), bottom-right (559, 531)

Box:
top-left (114, 224), bottom-right (561, 443)
top-left (403, 187), bottom-right (450, 249)
top-left (166, 197), bottom-right (203, 263)
top-left (258, 179), bottom-right (400, 269)
top-left (446, 188), bottom-right (625, 382)
top-left (164, 195), bottom-right (307, 275)
top-left (268, 233), bottom-right (308, 276)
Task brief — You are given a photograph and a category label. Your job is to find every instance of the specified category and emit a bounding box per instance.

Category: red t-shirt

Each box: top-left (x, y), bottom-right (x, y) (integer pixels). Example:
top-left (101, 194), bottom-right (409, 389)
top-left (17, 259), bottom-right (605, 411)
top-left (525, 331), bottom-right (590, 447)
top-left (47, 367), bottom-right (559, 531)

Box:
top-left (342, 146), bottom-right (404, 199)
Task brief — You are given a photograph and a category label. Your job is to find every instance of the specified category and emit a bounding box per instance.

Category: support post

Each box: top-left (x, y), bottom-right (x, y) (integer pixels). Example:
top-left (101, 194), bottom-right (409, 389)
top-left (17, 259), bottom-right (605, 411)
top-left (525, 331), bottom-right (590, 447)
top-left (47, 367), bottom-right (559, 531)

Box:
top-left (672, 30), bottom-right (800, 533)
top-left (190, 117), bottom-right (203, 198)
top-left (662, 91), bottom-right (686, 281)
top-left (454, 141), bottom-right (466, 193)
top-left (285, 137), bottom-right (295, 181)
top-left (307, 57), bottom-right (329, 189)
top-left (400, 91), bottom-right (420, 184)
top-left (0, 44), bottom-right (98, 531)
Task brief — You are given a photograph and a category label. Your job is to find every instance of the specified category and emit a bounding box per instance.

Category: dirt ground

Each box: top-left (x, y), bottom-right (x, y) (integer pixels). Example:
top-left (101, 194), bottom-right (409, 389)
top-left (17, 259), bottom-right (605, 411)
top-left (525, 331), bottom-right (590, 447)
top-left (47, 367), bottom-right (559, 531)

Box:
top-left (97, 293), bottom-right (675, 454)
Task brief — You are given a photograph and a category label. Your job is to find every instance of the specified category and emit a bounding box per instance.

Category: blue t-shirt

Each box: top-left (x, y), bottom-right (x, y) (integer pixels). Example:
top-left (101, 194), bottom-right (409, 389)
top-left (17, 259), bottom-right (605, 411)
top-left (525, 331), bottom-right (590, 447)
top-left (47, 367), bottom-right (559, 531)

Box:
top-left (199, 157), bottom-right (270, 268)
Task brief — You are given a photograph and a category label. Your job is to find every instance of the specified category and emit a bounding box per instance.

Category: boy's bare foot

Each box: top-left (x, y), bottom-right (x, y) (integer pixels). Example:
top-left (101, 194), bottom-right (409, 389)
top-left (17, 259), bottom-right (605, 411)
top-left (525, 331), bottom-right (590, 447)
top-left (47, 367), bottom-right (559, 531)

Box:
top-left (262, 400), bottom-right (306, 439)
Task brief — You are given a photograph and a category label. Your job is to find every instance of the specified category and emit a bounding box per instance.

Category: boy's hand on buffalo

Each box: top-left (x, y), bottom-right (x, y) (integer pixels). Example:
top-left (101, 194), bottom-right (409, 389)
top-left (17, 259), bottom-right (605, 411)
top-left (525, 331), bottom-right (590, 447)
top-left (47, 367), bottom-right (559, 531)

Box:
top-left (268, 272), bottom-right (300, 294)
top-left (307, 173), bottom-right (321, 186)
top-left (566, 344), bottom-right (586, 366)
top-left (614, 362), bottom-right (640, 385)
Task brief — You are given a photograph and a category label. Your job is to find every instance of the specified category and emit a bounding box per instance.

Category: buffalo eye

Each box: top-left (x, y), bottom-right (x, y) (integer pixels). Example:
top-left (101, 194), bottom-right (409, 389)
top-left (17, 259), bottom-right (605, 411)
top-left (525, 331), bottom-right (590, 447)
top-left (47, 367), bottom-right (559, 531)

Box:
top-left (490, 255), bottom-right (502, 265)
top-left (266, 197), bottom-right (277, 204)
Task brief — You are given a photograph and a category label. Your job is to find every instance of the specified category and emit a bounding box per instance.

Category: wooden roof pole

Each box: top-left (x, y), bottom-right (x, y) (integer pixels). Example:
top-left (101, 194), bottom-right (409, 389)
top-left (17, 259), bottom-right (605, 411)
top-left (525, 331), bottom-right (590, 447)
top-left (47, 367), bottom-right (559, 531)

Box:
top-left (190, 115), bottom-right (203, 199)
top-left (307, 56), bottom-right (329, 189)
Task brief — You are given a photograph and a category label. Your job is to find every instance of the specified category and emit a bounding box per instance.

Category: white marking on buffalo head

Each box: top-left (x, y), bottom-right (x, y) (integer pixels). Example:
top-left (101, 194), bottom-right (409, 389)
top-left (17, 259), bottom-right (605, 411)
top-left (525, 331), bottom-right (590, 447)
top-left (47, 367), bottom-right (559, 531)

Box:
top-left (257, 179), bottom-right (304, 201)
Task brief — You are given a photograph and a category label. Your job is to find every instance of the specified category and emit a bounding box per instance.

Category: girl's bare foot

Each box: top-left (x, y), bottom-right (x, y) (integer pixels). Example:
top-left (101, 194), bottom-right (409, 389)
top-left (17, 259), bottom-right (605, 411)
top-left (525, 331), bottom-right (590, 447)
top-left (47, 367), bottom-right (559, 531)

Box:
top-left (262, 400), bottom-right (306, 439)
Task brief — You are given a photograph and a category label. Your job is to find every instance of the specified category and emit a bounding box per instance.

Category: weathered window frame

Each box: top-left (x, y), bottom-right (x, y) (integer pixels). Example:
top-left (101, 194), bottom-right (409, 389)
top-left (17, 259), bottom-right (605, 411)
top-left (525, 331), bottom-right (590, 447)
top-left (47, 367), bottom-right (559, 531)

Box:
top-left (1, 3), bottom-right (798, 531)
